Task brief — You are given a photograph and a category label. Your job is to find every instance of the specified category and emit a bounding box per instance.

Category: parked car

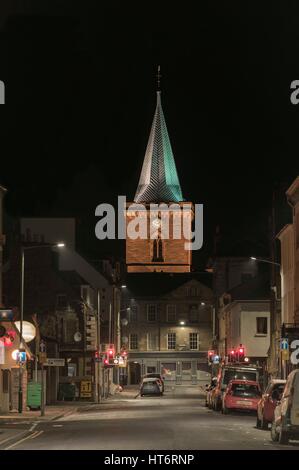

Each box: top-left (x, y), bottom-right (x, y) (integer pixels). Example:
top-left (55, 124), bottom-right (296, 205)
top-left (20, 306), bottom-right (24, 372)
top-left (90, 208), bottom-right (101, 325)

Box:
top-left (256, 379), bottom-right (286, 429)
top-left (205, 377), bottom-right (217, 408)
top-left (211, 364), bottom-right (262, 411)
top-left (222, 379), bottom-right (261, 414)
top-left (143, 373), bottom-right (165, 393)
top-left (140, 378), bottom-right (163, 397)
top-left (271, 369), bottom-right (299, 444)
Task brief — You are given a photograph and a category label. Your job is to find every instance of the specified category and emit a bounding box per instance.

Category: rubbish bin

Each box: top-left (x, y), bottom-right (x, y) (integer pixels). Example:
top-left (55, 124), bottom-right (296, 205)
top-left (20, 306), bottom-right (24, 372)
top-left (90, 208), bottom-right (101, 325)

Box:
top-left (27, 382), bottom-right (42, 410)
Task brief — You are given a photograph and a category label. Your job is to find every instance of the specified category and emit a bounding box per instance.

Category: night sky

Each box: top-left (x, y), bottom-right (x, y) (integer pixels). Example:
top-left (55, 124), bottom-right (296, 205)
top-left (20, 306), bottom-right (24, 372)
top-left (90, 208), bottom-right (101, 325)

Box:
top-left (0, 1), bottom-right (299, 266)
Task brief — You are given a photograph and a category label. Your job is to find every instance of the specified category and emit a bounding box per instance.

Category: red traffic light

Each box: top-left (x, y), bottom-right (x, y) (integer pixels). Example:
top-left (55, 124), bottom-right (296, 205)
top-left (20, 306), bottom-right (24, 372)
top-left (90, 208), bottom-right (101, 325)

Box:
top-left (104, 358), bottom-right (109, 365)
top-left (239, 348), bottom-right (244, 354)
top-left (108, 349), bottom-right (114, 356)
top-left (230, 350), bottom-right (235, 355)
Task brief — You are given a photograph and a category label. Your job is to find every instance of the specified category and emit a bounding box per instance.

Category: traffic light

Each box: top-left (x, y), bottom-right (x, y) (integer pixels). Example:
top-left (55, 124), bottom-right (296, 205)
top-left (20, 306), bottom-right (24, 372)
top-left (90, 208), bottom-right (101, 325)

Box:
top-left (208, 350), bottom-right (214, 364)
top-left (94, 351), bottom-right (101, 362)
top-left (237, 345), bottom-right (245, 362)
top-left (229, 349), bottom-right (236, 363)
top-left (107, 344), bottom-right (115, 365)
top-left (102, 353), bottom-right (113, 368)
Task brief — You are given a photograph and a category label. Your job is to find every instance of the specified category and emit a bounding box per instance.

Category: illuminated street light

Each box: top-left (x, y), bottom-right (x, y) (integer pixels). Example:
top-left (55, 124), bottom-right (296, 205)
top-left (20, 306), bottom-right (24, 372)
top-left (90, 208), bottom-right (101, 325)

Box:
top-left (179, 321), bottom-right (185, 326)
top-left (250, 256), bottom-right (280, 267)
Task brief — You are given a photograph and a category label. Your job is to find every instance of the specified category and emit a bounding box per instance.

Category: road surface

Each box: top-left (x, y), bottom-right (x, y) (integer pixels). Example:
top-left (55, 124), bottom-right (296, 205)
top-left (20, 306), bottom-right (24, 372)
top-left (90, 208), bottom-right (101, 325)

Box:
top-left (1, 386), bottom-right (298, 450)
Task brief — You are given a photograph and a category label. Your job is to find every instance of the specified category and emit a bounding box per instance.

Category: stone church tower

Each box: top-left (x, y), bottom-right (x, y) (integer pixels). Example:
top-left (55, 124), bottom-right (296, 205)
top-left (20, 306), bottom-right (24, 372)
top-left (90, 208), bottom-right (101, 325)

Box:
top-left (126, 83), bottom-right (194, 273)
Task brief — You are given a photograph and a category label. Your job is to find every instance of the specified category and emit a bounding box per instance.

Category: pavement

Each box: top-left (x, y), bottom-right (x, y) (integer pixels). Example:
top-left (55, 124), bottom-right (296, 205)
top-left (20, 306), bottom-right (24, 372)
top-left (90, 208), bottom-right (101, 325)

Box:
top-left (1, 385), bottom-right (299, 450)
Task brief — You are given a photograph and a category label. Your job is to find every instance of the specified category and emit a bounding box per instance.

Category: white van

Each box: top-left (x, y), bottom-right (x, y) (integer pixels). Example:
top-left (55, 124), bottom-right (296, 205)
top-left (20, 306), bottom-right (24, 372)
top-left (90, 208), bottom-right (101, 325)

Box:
top-left (271, 369), bottom-right (299, 444)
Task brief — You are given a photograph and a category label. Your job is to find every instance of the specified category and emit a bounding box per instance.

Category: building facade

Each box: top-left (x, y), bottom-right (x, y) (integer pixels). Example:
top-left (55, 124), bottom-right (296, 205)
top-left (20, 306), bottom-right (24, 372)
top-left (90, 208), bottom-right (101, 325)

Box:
top-left (121, 276), bottom-right (213, 387)
top-left (217, 274), bottom-right (270, 368)
top-left (277, 176), bottom-right (299, 377)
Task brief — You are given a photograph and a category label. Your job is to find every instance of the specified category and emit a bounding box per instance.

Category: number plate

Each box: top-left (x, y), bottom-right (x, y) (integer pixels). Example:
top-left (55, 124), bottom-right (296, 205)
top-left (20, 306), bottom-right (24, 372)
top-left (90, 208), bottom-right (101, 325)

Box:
top-left (236, 400), bottom-right (253, 406)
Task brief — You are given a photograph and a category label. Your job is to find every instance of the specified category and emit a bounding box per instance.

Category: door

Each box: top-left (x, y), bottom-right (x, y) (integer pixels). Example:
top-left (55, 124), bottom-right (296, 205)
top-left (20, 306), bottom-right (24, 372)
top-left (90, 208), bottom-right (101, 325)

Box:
top-left (129, 362), bottom-right (141, 385)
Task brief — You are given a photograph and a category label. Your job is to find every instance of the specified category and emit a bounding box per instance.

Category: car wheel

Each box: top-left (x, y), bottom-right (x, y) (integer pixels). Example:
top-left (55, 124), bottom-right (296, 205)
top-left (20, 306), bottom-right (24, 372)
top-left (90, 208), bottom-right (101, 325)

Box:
top-left (261, 417), bottom-right (268, 430)
top-left (279, 428), bottom-right (289, 445)
top-left (256, 416), bottom-right (261, 429)
top-left (271, 421), bottom-right (279, 442)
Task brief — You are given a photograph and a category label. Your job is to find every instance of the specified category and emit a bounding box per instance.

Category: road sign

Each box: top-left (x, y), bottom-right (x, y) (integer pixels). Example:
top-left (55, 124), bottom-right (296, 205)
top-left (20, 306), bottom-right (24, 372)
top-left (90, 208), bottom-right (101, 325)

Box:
top-left (281, 338), bottom-right (289, 351)
top-left (0, 309), bottom-right (13, 321)
top-left (38, 352), bottom-right (47, 364)
top-left (281, 350), bottom-right (290, 361)
top-left (39, 340), bottom-right (46, 353)
top-left (80, 380), bottom-right (92, 398)
top-left (44, 358), bottom-right (65, 367)
top-left (17, 351), bottom-right (26, 363)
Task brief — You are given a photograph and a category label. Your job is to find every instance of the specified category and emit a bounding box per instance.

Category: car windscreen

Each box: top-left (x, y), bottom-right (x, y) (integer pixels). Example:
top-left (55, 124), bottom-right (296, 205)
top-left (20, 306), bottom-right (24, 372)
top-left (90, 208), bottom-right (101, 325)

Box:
top-left (223, 370), bottom-right (257, 385)
top-left (231, 384), bottom-right (261, 398)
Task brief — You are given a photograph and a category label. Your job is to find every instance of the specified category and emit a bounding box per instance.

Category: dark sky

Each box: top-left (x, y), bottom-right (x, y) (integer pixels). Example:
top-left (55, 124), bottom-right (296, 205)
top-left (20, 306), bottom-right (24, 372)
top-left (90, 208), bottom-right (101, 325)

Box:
top-left (0, 1), bottom-right (298, 265)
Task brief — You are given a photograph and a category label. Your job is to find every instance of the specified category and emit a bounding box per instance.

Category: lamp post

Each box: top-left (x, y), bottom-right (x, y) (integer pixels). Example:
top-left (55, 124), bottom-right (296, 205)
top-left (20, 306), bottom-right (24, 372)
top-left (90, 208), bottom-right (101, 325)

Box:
top-left (18, 242), bottom-right (65, 414)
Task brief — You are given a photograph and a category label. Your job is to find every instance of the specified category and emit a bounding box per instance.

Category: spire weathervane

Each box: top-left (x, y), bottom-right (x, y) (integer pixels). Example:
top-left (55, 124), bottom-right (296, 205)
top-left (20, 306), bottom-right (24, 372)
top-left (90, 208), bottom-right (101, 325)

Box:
top-left (156, 65), bottom-right (161, 91)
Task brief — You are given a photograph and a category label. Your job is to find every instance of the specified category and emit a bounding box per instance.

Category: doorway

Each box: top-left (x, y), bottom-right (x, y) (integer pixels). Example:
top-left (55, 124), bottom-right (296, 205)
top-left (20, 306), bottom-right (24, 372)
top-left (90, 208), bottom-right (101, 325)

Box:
top-left (129, 362), bottom-right (141, 384)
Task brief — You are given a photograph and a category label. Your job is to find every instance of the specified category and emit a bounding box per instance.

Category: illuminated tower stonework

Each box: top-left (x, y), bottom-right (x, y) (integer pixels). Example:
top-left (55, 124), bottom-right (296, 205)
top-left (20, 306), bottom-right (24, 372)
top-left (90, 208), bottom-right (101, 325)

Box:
top-left (126, 91), bottom-right (194, 273)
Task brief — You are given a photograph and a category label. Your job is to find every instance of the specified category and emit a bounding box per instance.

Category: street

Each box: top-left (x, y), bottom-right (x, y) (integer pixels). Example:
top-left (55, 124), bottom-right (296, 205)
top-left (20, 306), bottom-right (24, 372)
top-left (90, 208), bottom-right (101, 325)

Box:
top-left (1, 386), bottom-right (298, 450)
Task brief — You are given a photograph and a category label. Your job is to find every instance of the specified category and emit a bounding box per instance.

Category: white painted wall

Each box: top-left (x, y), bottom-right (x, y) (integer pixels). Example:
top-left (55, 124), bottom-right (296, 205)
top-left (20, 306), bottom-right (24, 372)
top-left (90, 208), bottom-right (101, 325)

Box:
top-left (240, 308), bottom-right (270, 357)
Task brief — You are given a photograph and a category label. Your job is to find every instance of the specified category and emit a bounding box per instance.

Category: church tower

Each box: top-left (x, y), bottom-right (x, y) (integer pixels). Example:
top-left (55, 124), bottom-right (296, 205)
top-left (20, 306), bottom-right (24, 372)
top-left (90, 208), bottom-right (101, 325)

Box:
top-left (126, 70), bottom-right (194, 273)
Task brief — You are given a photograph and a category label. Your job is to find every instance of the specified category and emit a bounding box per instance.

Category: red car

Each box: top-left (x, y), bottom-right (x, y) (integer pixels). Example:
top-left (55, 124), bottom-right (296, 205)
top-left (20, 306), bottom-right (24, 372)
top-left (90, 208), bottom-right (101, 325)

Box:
top-left (256, 379), bottom-right (286, 430)
top-left (222, 380), bottom-right (261, 414)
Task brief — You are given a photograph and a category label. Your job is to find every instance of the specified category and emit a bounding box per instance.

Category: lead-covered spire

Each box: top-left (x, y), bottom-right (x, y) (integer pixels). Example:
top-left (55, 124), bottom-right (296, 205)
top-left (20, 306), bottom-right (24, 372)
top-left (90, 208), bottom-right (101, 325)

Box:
top-left (134, 72), bottom-right (183, 203)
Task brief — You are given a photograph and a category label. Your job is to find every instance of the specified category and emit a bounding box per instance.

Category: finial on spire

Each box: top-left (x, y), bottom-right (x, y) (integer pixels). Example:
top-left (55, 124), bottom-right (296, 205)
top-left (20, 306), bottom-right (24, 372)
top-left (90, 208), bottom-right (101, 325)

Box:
top-left (156, 65), bottom-right (161, 91)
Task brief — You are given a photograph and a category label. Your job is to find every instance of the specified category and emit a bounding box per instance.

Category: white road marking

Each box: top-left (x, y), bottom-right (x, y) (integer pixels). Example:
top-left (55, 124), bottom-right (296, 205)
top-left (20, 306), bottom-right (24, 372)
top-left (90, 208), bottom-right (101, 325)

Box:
top-left (31, 430), bottom-right (43, 439)
top-left (52, 425), bottom-right (63, 427)
top-left (0, 431), bottom-right (26, 446)
top-left (5, 431), bottom-right (39, 449)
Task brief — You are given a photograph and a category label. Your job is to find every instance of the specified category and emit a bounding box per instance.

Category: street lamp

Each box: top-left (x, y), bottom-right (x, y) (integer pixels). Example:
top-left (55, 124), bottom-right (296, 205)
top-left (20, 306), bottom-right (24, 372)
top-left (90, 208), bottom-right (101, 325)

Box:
top-left (250, 256), bottom-right (280, 267)
top-left (18, 242), bottom-right (65, 414)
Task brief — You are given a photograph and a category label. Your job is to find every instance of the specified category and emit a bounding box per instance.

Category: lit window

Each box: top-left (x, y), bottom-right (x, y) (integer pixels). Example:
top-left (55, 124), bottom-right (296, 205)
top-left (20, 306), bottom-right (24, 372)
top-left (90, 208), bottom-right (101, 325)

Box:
top-left (167, 333), bottom-right (176, 350)
top-left (189, 333), bottom-right (199, 350)
top-left (129, 334), bottom-right (138, 350)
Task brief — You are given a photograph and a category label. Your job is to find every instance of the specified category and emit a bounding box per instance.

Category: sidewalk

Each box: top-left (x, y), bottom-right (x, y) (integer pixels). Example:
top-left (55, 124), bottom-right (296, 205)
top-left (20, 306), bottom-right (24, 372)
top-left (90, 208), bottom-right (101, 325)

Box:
top-left (112, 385), bottom-right (140, 399)
top-left (0, 402), bottom-right (90, 423)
